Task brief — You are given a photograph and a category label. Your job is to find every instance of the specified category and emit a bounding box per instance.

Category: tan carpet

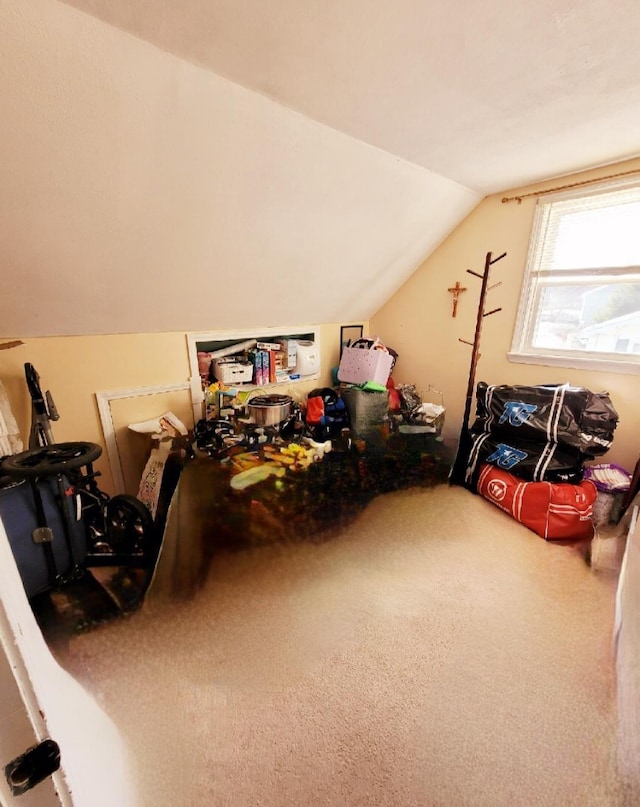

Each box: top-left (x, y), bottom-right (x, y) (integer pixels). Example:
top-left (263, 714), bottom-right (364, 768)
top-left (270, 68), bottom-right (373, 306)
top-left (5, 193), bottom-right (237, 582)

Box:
top-left (55, 484), bottom-right (627, 806)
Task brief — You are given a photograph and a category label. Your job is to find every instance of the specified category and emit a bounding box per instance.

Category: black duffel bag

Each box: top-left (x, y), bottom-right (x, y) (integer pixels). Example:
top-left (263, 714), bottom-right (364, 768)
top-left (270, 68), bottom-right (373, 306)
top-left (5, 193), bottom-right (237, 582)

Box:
top-left (464, 432), bottom-right (587, 489)
top-left (471, 382), bottom-right (618, 457)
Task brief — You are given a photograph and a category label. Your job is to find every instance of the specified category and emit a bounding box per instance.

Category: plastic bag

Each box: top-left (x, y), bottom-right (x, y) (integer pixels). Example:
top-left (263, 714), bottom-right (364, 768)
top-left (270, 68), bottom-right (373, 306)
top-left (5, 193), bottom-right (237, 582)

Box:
top-left (583, 463), bottom-right (631, 492)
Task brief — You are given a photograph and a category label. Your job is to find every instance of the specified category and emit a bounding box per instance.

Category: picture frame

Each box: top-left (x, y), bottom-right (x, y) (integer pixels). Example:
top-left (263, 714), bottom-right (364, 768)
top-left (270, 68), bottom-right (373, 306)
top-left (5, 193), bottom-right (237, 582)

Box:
top-left (340, 324), bottom-right (364, 358)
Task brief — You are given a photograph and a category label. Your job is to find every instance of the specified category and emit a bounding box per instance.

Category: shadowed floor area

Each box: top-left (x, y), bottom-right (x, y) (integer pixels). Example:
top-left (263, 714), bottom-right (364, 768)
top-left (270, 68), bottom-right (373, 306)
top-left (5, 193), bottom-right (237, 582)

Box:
top-left (51, 484), bottom-right (628, 806)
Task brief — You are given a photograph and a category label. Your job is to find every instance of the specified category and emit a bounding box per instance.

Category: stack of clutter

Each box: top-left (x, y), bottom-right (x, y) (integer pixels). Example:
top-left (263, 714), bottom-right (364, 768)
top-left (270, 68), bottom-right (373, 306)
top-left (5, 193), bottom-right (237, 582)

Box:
top-left (337, 336), bottom-right (397, 449)
top-left (395, 384), bottom-right (446, 438)
top-left (464, 382), bottom-right (620, 541)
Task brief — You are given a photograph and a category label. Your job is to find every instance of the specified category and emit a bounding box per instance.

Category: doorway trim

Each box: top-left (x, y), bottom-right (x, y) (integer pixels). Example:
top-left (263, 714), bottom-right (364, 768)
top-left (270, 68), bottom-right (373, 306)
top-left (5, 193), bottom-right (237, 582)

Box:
top-left (96, 382), bottom-right (190, 493)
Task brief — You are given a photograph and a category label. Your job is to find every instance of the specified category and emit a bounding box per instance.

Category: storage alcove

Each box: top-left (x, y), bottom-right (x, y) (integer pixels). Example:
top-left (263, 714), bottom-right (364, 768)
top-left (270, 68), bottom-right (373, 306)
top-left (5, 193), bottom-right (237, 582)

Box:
top-left (186, 326), bottom-right (321, 422)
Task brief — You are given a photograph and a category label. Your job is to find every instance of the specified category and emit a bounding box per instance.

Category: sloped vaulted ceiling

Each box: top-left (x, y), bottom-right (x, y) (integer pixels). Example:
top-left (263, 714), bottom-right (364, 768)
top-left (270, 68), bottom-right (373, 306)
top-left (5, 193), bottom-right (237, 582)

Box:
top-left (1, 0), bottom-right (640, 336)
top-left (59, 0), bottom-right (640, 192)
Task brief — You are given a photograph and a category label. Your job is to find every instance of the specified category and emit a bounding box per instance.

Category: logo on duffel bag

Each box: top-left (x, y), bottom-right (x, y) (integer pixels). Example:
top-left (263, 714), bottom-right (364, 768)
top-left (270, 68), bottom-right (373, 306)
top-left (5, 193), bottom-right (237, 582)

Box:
top-left (498, 401), bottom-right (537, 427)
top-left (486, 478), bottom-right (508, 502)
top-left (486, 443), bottom-right (528, 470)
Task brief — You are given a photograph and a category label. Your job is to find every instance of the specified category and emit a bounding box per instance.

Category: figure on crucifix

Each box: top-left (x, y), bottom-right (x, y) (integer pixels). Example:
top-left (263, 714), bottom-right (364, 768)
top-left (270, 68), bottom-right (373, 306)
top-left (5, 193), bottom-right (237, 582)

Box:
top-left (447, 281), bottom-right (467, 317)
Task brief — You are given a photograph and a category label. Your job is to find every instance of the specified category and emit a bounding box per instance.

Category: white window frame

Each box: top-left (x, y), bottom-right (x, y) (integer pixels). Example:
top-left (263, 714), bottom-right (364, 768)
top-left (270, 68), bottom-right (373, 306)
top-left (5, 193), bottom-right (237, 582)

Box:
top-left (509, 177), bottom-right (640, 376)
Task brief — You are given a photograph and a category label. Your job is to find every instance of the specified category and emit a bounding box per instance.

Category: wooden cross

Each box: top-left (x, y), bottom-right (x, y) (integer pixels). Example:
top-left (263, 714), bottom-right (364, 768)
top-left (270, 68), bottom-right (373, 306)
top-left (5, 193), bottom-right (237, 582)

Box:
top-left (447, 281), bottom-right (467, 318)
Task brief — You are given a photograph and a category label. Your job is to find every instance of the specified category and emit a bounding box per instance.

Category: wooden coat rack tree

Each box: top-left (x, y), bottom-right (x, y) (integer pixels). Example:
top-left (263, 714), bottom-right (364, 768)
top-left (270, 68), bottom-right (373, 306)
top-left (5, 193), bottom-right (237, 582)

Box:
top-left (449, 250), bottom-right (506, 486)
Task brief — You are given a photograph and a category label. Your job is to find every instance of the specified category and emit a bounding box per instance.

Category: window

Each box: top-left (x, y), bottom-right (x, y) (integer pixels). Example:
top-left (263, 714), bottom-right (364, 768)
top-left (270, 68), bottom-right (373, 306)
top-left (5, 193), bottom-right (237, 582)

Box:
top-left (509, 179), bottom-right (640, 374)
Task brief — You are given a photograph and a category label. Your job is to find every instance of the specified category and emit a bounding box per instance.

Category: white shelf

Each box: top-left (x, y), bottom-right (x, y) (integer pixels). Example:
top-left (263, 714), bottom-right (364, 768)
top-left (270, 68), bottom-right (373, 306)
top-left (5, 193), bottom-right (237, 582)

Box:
top-left (186, 325), bottom-right (321, 422)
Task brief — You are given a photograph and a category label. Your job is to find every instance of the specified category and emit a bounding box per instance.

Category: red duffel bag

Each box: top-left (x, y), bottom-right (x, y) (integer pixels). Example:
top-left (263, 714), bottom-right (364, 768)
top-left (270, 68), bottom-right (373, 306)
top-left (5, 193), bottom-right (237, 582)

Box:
top-left (477, 463), bottom-right (597, 541)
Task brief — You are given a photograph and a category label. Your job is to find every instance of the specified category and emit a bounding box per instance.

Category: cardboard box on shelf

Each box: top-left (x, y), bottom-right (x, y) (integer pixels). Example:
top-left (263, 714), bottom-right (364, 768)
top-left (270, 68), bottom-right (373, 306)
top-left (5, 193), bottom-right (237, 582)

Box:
top-left (278, 340), bottom-right (297, 369)
top-left (256, 341), bottom-right (281, 351)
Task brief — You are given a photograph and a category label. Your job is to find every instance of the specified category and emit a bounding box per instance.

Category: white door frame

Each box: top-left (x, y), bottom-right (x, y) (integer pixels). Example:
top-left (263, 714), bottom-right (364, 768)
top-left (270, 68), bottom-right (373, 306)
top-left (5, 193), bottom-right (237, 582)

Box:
top-left (0, 524), bottom-right (72, 806)
top-left (0, 517), bottom-right (138, 806)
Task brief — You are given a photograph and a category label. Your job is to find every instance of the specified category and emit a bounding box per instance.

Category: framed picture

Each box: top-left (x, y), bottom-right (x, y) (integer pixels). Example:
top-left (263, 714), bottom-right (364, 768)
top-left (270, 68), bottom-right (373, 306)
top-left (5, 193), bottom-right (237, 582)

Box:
top-left (340, 324), bottom-right (363, 358)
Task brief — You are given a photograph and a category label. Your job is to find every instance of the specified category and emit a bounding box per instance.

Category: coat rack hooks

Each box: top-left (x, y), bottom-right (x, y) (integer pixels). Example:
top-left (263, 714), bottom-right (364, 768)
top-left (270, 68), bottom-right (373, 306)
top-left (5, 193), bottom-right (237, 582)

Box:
top-left (450, 250), bottom-right (507, 486)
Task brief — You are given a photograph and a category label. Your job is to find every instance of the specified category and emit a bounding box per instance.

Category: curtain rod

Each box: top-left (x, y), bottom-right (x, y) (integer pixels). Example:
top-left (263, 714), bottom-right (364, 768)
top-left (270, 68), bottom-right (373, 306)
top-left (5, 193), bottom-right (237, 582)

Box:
top-left (501, 166), bottom-right (640, 204)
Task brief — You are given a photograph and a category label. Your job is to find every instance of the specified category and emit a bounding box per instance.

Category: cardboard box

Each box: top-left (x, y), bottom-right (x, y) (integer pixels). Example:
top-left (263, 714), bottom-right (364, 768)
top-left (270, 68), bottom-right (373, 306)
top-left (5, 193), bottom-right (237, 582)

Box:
top-left (256, 341), bottom-right (281, 351)
top-left (278, 340), bottom-right (297, 369)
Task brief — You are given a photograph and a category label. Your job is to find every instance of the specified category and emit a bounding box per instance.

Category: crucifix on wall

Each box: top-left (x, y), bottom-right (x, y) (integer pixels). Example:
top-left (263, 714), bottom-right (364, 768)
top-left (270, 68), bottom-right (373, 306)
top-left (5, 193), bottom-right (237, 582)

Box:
top-left (447, 281), bottom-right (467, 317)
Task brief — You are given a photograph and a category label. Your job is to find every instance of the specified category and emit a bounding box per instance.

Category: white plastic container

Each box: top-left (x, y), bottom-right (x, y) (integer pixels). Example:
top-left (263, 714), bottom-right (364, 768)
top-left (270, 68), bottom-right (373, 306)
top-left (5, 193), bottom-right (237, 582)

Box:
top-left (294, 340), bottom-right (319, 376)
top-left (212, 357), bottom-right (253, 384)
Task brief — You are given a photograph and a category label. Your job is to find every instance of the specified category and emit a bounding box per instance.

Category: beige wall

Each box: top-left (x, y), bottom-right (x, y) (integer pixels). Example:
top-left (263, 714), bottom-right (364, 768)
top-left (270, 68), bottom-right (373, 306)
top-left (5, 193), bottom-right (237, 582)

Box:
top-left (0, 323), bottom-right (354, 495)
top-left (371, 158), bottom-right (640, 475)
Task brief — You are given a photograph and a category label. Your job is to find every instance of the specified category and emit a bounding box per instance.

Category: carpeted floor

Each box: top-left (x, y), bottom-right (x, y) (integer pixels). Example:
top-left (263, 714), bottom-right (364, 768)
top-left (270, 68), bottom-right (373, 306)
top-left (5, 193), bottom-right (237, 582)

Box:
top-left (51, 484), bottom-right (628, 806)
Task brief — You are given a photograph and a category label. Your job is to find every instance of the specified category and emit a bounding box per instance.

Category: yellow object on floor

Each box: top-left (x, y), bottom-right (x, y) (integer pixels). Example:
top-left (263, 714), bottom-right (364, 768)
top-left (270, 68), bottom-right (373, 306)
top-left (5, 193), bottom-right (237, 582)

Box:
top-left (230, 464), bottom-right (286, 491)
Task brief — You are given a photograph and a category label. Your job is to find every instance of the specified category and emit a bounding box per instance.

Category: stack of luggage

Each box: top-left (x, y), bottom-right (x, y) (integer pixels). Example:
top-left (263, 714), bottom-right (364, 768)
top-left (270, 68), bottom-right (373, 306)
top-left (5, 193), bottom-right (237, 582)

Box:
top-left (463, 382), bottom-right (619, 541)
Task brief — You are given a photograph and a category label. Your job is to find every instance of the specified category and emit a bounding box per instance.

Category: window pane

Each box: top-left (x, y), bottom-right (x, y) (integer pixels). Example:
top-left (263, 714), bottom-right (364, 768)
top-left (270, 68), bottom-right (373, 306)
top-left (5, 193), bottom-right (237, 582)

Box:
top-left (550, 201), bottom-right (640, 269)
top-left (513, 182), bottom-right (640, 369)
top-left (531, 282), bottom-right (640, 355)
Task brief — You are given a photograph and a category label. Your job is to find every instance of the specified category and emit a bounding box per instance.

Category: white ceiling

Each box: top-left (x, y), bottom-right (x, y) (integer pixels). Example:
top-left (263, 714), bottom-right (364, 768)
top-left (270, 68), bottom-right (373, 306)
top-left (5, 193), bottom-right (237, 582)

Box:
top-left (62, 0), bottom-right (640, 193)
top-left (2, 0), bottom-right (640, 337)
